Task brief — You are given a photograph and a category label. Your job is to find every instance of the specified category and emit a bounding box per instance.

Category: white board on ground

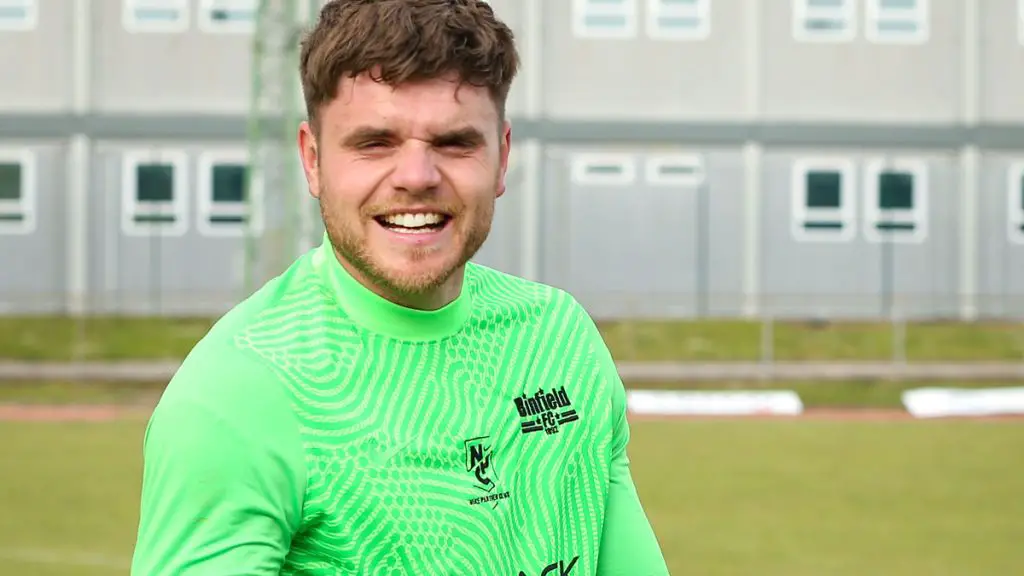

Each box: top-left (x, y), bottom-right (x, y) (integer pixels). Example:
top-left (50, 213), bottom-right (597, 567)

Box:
top-left (901, 386), bottom-right (1024, 418)
top-left (626, 390), bottom-right (804, 417)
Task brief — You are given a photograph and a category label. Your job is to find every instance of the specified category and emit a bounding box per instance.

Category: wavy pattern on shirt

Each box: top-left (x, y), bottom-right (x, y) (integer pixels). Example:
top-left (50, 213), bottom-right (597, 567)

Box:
top-left (234, 257), bottom-right (617, 576)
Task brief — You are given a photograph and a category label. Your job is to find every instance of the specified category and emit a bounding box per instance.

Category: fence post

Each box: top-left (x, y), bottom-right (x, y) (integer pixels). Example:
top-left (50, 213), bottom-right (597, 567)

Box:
top-left (760, 315), bottom-right (774, 366)
top-left (891, 312), bottom-right (906, 365)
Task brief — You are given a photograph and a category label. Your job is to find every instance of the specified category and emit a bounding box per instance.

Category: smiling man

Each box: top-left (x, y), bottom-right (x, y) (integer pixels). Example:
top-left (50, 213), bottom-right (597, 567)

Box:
top-left (130, 1), bottom-right (669, 575)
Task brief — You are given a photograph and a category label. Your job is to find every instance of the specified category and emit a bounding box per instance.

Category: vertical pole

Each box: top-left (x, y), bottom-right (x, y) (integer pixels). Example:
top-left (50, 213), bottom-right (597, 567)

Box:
top-left (742, 0), bottom-right (762, 319)
top-left (696, 181), bottom-right (709, 317)
top-left (760, 315), bottom-right (774, 365)
top-left (246, 0), bottom-right (301, 293)
top-left (892, 313), bottom-right (906, 365)
top-left (282, 6), bottom-right (302, 264)
top-left (521, 141), bottom-right (541, 282)
top-left (744, 143), bottom-right (762, 318)
top-left (67, 136), bottom-right (89, 359)
top-left (68, 0), bottom-right (92, 358)
top-left (960, 0), bottom-right (979, 320)
top-left (244, 0), bottom-right (267, 297)
top-left (521, 0), bottom-right (543, 282)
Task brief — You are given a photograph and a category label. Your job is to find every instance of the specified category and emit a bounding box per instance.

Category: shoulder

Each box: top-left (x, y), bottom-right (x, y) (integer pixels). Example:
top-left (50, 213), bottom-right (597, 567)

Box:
top-left (466, 266), bottom-right (626, 433)
top-left (465, 262), bottom-right (610, 366)
top-left (465, 262), bottom-right (593, 327)
top-left (157, 251), bottom-right (329, 431)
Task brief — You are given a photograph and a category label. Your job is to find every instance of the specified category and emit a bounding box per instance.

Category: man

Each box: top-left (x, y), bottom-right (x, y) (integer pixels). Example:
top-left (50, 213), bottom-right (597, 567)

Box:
top-left (131, 1), bottom-right (669, 574)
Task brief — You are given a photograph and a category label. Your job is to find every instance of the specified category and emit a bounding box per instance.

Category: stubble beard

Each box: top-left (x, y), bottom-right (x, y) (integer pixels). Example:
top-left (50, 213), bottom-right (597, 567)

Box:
top-left (318, 181), bottom-right (496, 299)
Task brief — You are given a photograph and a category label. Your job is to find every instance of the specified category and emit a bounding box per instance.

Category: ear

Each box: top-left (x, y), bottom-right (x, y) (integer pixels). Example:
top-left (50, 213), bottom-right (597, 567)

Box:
top-left (298, 120), bottom-right (320, 199)
top-left (496, 120), bottom-right (512, 199)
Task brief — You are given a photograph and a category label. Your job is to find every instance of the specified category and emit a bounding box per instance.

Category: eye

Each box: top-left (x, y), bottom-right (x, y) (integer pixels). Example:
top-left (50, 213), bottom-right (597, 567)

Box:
top-left (358, 141), bottom-right (389, 150)
top-left (436, 138), bottom-right (475, 150)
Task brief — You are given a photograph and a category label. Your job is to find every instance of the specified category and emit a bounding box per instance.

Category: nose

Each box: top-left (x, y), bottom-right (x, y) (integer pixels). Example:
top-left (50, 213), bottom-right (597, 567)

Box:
top-left (390, 142), bottom-right (442, 194)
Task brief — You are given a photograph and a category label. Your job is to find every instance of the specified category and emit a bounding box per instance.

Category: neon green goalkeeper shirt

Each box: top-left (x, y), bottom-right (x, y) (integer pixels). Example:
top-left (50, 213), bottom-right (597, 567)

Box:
top-left (131, 236), bottom-right (669, 576)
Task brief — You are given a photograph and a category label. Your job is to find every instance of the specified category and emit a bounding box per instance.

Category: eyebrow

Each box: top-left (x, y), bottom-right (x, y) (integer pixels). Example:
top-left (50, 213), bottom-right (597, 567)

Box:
top-left (340, 126), bottom-right (487, 148)
top-left (431, 127), bottom-right (487, 147)
top-left (340, 127), bottom-right (393, 148)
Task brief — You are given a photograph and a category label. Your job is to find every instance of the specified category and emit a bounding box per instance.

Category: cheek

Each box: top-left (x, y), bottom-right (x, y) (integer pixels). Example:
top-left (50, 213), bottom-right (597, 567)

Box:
top-left (462, 175), bottom-right (501, 215)
top-left (453, 166), bottom-right (501, 203)
top-left (320, 166), bottom-right (377, 211)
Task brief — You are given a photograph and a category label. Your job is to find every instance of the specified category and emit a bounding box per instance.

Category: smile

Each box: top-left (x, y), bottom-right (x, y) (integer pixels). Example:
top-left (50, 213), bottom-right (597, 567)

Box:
top-left (374, 212), bottom-right (453, 235)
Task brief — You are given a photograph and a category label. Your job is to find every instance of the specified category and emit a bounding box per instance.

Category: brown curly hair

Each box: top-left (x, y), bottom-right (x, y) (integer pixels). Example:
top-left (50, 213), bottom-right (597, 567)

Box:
top-left (299, 0), bottom-right (520, 131)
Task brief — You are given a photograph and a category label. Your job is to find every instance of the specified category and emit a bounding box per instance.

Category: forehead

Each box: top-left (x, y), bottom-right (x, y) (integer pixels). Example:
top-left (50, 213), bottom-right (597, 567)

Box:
top-left (325, 73), bottom-right (499, 134)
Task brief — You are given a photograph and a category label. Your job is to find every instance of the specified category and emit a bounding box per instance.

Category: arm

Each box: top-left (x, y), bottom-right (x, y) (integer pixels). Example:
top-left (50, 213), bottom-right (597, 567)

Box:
top-left (596, 380), bottom-right (670, 576)
top-left (131, 344), bottom-right (305, 575)
top-left (575, 307), bottom-right (669, 575)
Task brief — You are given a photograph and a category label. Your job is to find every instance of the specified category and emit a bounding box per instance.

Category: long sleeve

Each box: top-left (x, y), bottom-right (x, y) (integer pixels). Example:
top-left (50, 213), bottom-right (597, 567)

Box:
top-left (131, 342), bottom-right (306, 575)
top-left (595, 379), bottom-right (671, 575)
top-left (579, 308), bottom-right (670, 576)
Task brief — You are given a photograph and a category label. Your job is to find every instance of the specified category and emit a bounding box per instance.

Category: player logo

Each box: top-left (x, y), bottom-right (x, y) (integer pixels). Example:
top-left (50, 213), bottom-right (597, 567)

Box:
top-left (464, 436), bottom-right (510, 508)
top-left (514, 386), bottom-right (579, 435)
top-left (465, 436), bottom-right (496, 492)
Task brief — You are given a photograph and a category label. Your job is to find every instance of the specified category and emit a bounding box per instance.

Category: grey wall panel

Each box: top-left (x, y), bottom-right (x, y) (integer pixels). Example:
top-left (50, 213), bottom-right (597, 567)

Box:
top-left (484, 0), bottom-right (527, 118)
top-left (0, 0), bottom-right (71, 112)
top-left (15, 0), bottom-right (1024, 320)
top-left (702, 149), bottom-right (747, 316)
top-left (760, 149), bottom-right (960, 319)
top-left (979, 0), bottom-right (1024, 122)
top-left (470, 151), bottom-right (525, 277)
top-left (977, 153), bottom-right (1024, 317)
top-left (89, 141), bottom-right (285, 316)
top-left (92, 2), bottom-right (252, 114)
top-left (760, 0), bottom-right (962, 123)
top-left (758, 152), bottom-right (866, 318)
top-left (541, 145), bottom-right (745, 319)
top-left (0, 135), bottom-right (1015, 321)
top-left (540, 0), bottom-right (750, 120)
top-left (0, 141), bottom-right (66, 313)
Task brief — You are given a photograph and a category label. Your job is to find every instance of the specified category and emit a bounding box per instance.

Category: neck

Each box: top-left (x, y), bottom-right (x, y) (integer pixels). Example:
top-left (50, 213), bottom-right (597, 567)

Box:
top-left (313, 236), bottom-right (472, 341)
top-left (333, 248), bottom-right (465, 311)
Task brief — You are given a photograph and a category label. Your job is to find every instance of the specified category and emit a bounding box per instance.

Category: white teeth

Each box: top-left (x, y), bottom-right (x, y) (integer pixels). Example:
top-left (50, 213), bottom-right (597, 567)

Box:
top-left (382, 213), bottom-right (445, 229)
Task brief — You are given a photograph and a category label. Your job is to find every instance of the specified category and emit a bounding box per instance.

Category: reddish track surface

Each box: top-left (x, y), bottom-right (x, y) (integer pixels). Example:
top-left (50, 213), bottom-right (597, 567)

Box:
top-left (0, 404), bottom-right (150, 422)
top-left (1, 403), bottom-right (1022, 423)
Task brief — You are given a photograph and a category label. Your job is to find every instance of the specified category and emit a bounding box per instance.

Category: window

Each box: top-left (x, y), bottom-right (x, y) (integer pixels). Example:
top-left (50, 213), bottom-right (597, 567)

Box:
top-left (121, 150), bottom-right (188, 236)
top-left (197, 150), bottom-right (263, 237)
top-left (198, 0), bottom-right (256, 33)
top-left (646, 0), bottom-right (709, 40)
top-left (793, 0), bottom-right (855, 42)
top-left (0, 150), bottom-right (35, 235)
top-left (863, 158), bottom-right (928, 243)
top-left (570, 155), bottom-right (636, 185)
top-left (0, 0), bottom-right (36, 31)
top-left (791, 158), bottom-right (856, 242)
top-left (1007, 163), bottom-right (1024, 245)
top-left (123, 0), bottom-right (189, 33)
top-left (645, 154), bottom-right (704, 186)
top-left (572, 0), bottom-right (637, 39)
top-left (865, 0), bottom-right (928, 44)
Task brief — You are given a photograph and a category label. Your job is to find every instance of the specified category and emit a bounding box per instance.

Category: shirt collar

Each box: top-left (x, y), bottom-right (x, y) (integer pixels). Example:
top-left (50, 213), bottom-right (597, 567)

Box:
top-left (313, 233), bottom-right (472, 341)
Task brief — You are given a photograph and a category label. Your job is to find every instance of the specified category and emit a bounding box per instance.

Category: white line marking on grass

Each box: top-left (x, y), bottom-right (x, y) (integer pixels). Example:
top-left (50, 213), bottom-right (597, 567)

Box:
top-left (0, 547), bottom-right (131, 569)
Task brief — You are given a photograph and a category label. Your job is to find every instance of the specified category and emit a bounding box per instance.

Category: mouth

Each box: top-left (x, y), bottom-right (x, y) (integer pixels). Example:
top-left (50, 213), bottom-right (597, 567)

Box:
top-left (373, 212), bottom-right (453, 235)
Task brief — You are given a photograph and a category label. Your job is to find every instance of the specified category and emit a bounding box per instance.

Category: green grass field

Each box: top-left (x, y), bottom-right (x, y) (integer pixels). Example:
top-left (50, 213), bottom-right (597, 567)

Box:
top-left (3, 316), bottom-right (1024, 362)
top-left (1, 411), bottom-right (1021, 575)
top-left (3, 378), bottom-right (1024, 409)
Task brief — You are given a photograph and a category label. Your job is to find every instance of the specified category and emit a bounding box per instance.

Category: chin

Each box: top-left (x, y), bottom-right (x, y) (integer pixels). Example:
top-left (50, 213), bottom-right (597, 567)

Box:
top-left (374, 254), bottom-right (462, 293)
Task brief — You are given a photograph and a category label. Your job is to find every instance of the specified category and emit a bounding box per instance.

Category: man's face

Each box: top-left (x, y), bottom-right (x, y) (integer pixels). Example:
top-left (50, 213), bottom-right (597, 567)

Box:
top-left (298, 73), bottom-right (511, 303)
